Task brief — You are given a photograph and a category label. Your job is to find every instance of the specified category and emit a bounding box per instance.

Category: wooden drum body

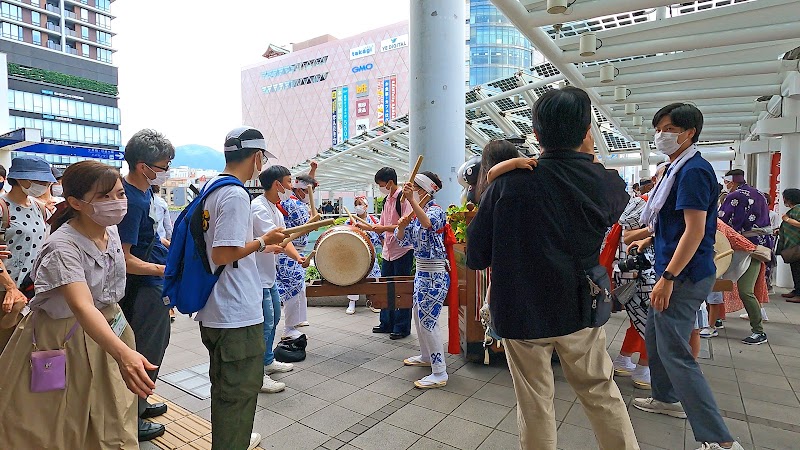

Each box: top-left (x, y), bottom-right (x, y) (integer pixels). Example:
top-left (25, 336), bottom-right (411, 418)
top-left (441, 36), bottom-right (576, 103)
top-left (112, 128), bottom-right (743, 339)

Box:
top-left (313, 225), bottom-right (376, 286)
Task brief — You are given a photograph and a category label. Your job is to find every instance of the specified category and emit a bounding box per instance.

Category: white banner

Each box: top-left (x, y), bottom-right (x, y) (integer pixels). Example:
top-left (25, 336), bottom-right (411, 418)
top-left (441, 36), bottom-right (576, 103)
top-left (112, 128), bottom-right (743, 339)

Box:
top-left (350, 43), bottom-right (376, 60)
top-left (380, 34), bottom-right (409, 52)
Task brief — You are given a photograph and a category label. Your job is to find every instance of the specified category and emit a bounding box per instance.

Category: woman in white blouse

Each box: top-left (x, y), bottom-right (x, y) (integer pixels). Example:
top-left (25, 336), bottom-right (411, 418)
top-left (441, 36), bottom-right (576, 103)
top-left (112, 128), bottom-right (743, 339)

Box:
top-left (0, 160), bottom-right (155, 450)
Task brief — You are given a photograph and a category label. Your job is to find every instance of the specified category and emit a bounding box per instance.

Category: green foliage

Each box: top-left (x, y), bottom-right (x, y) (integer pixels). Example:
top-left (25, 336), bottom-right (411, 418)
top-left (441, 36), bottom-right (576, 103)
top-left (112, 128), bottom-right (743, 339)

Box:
top-left (447, 204), bottom-right (471, 243)
top-left (305, 265), bottom-right (321, 282)
top-left (7, 63), bottom-right (118, 96)
top-left (375, 197), bottom-right (385, 214)
top-left (333, 217), bottom-right (349, 226)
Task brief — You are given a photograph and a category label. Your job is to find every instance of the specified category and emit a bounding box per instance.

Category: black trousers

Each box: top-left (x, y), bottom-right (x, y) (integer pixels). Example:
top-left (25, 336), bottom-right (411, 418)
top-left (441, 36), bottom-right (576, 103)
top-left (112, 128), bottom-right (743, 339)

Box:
top-left (378, 251), bottom-right (414, 335)
top-left (791, 261), bottom-right (800, 293)
top-left (119, 282), bottom-right (171, 418)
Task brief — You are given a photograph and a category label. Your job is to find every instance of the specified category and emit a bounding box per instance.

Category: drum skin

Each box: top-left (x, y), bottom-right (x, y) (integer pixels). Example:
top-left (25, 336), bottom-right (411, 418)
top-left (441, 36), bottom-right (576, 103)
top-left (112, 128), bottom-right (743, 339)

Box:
top-left (314, 225), bottom-right (376, 286)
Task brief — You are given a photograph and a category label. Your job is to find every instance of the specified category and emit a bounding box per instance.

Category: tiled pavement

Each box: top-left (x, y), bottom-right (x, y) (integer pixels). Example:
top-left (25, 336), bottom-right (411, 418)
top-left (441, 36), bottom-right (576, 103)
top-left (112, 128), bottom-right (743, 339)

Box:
top-left (142, 293), bottom-right (800, 450)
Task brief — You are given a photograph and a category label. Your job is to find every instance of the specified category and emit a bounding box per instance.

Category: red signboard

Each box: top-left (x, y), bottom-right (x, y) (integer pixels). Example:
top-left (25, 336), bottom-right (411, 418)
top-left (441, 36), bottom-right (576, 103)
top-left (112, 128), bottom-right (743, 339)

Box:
top-left (390, 76), bottom-right (397, 119)
top-left (769, 152), bottom-right (781, 211)
top-left (356, 98), bottom-right (370, 117)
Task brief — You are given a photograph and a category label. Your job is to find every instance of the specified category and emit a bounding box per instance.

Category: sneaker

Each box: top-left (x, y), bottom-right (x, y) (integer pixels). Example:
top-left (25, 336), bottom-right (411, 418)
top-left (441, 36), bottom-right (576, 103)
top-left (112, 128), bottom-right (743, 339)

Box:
top-left (248, 433), bottom-right (262, 450)
top-left (346, 304), bottom-right (356, 315)
top-left (631, 365), bottom-right (651, 390)
top-left (633, 397), bottom-right (687, 418)
top-left (265, 361), bottom-right (294, 374)
top-left (260, 375), bottom-right (286, 393)
top-left (700, 327), bottom-right (718, 338)
top-left (741, 333), bottom-right (768, 345)
top-left (696, 442), bottom-right (745, 450)
top-left (714, 319), bottom-right (724, 329)
top-left (612, 355), bottom-right (637, 376)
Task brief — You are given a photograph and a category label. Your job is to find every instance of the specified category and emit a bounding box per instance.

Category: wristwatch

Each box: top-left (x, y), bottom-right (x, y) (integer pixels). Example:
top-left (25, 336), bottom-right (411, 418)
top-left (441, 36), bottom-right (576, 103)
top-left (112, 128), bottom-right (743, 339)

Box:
top-left (255, 236), bottom-right (266, 253)
top-left (662, 271), bottom-right (677, 281)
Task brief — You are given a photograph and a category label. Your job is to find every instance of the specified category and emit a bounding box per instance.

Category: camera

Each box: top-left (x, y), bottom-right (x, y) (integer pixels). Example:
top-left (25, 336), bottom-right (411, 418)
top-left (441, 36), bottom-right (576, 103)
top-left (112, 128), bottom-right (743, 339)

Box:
top-left (617, 248), bottom-right (652, 273)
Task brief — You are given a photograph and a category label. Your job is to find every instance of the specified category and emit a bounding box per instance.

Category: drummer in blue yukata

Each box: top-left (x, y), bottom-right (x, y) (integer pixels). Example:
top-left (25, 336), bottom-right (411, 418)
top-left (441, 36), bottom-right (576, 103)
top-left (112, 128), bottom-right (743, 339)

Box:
top-left (396, 171), bottom-right (450, 389)
top-left (276, 168), bottom-right (316, 342)
top-left (345, 196), bottom-right (383, 314)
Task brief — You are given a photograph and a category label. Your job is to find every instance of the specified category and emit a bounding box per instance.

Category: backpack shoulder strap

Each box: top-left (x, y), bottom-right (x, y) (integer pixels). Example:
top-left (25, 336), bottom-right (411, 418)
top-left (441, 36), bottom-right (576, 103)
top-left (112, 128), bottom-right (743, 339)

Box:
top-left (0, 197), bottom-right (9, 231)
top-left (395, 192), bottom-right (402, 216)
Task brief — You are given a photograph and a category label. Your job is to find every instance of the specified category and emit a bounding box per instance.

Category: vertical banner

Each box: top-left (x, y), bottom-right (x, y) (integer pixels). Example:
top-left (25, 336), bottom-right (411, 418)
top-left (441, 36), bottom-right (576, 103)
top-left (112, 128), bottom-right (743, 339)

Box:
top-left (769, 152), bottom-right (781, 211)
top-left (336, 87), bottom-right (343, 144)
top-left (331, 89), bottom-right (338, 146)
top-left (342, 86), bottom-right (349, 142)
top-left (383, 78), bottom-right (391, 126)
top-left (390, 75), bottom-right (397, 120)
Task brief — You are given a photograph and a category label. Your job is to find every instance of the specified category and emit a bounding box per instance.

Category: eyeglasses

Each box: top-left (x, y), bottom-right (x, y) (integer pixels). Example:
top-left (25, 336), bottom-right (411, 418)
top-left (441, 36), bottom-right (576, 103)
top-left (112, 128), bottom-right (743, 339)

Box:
top-left (147, 163), bottom-right (170, 172)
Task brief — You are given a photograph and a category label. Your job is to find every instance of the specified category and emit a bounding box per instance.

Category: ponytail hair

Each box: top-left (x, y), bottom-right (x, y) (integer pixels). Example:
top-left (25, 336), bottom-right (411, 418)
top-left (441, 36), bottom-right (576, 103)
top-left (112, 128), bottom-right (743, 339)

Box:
top-left (49, 161), bottom-right (122, 232)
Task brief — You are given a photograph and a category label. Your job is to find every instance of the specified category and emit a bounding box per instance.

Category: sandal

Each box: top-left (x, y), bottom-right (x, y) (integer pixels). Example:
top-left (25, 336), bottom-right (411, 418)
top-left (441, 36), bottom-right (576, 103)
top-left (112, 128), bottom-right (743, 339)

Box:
top-left (403, 356), bottom-right (431, 367)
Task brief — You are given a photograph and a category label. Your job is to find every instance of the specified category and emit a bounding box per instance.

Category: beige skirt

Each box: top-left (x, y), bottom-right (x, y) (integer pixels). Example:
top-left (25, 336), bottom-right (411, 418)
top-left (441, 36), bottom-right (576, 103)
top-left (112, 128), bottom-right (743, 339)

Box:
top-left (0, 303), bottom-right (138, 450)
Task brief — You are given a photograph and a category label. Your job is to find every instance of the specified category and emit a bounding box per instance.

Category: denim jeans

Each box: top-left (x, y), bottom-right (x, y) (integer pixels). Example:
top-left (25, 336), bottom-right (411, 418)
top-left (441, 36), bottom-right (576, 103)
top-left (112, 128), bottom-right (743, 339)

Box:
top-left (646, 275), bottom-right (733, 444)
top-left (262, 285), bottom-right (281, 366)
top-left (378, 251), bottom-right (414, 335)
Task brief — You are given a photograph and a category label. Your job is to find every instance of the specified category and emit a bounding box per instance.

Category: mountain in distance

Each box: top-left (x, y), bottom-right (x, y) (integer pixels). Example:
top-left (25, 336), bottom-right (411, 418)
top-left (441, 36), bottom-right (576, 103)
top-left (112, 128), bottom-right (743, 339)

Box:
top-left (172, 144), bottom-right (226, 171)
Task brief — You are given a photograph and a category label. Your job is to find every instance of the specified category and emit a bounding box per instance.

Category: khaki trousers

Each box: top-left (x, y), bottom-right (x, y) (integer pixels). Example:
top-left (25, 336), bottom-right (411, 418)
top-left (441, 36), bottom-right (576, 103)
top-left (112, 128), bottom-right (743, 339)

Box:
top-left (504, 327), bottom-right (639, 450)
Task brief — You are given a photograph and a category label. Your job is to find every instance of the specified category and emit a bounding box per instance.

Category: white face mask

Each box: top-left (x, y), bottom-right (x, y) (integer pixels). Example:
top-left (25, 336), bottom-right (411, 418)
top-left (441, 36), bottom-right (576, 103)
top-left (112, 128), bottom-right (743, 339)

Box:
top-left (378, 185), bottom-right (390, 196)
top-left (83, 199), bottom-right (128, 227)
top-left (412, 191), bottom-right (422, 204)
top-left (355, 205), bottom-right (367, 215)
top-left (21, 181), bottom-right (50, 198)
top-left (51, 184), bottom-right (64, 197)
top-left (144, 164), bottom-right (169, 186)
top-left (299, 194), bottom-right (310, 205)
top-left (654, 131), bottom-right (689, 156)
top-left (278, 186), bottom-right (293, 202)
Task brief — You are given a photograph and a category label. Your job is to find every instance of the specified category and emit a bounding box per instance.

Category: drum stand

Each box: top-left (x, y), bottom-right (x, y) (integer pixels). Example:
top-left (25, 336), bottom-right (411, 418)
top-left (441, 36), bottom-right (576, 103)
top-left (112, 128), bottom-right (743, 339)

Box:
top-left (306, 276), bottom-right (416, 310)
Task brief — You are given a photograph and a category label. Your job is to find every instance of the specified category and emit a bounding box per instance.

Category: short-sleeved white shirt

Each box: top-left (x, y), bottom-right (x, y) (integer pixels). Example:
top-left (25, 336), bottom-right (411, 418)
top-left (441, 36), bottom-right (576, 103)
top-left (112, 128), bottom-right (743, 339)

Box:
top-left (251, 195), bottom-right (285, 289)
top-left (194, 176), bottom-right (264, 329)
top-left (29, 223), bottom-right (126, 319)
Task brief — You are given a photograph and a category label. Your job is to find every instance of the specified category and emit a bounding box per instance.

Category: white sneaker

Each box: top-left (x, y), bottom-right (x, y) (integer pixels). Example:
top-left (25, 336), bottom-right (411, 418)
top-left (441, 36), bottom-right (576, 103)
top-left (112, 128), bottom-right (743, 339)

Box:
top-left (633, 397), bottom-right (687, 418)
top-left (631, 365), bottom-right (651, 390)
top-left (613, 355), bottom-right (637, 376)
top-left (700, 327), bottom-right (718, 338)
top-left (346, 304), bottom-right (356, 315)
top-left (260, 375), bottom-right (286, 393)
top-left (248, 432), bottom-right (262, 450)
top-left (696, 442), bottom-right (745, 450)
top-left (264, 361), bottom-right (294, 374)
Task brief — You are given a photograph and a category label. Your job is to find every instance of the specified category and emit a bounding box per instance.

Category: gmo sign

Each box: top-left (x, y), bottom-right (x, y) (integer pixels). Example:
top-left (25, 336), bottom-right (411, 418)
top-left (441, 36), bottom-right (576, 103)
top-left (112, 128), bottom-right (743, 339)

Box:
top-left (351, 63), bottom-right (374, 74)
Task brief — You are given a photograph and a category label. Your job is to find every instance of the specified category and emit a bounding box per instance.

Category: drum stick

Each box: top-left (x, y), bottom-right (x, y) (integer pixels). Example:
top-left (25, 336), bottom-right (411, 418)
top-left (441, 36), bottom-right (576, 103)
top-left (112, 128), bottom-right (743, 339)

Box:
top-left (301, 250), bottom-right (316, 268)
top-left (283, 218), bottom-right (335, 236)
top-left (714, 249), bottom-right (734, 261)
top-left (342, 205), bottom-right (358, 224)
top-left (308, 213), bottom-right (321, 223)
top-left (308, 185), bottom-right (318, 217)
top-left (399, 155), bottom-right (424, 203)
top-left (401, 193), bottom-right (430, 223)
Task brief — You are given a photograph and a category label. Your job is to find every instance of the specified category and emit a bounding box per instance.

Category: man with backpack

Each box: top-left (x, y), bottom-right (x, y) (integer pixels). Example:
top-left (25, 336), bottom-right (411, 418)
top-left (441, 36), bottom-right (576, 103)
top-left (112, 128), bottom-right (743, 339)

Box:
top-left (185, 127), bottom-right (287, 450)
top-left (360, 167), bottom-right (413, 339)
top-left (117, 129), bottom-right (175, 442)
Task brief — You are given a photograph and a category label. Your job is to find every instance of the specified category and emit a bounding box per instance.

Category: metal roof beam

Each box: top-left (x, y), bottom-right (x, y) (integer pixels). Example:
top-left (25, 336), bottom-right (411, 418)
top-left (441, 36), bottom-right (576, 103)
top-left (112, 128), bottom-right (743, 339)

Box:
top-left (518, 0), bottom-right (672, 28)
top-left (491, 0), bottom-right (635, 141)
top-left (600, 86), bottom-right (781, 106)
top-left (584, 61), bottom-right (787, 88)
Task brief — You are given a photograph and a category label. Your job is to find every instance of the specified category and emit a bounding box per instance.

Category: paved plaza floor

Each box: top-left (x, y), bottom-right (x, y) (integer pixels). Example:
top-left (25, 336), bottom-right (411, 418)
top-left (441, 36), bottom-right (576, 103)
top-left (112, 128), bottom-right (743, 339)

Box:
top-left (142, 292), bottom-right (800, 450)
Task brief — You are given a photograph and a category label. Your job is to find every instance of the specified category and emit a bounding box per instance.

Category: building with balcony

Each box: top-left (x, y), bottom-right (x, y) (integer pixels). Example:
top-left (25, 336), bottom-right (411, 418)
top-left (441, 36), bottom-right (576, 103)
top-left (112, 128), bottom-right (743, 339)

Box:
top-left (1, 0), bottom-right (120, 169)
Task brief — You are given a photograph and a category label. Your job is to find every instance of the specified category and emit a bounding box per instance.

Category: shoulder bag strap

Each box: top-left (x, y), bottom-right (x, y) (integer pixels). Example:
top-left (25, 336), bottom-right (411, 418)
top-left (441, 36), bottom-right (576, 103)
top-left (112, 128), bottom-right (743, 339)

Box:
top-left (31, 311), bottom-right (81, 350)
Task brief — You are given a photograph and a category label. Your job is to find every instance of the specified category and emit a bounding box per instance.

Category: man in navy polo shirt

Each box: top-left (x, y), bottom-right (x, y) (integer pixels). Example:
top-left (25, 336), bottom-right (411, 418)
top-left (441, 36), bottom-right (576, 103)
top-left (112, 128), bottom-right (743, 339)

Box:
top-left (118, 129), bottom-right (175, 442)
top-left (632, 104), bottom-right (743, 450)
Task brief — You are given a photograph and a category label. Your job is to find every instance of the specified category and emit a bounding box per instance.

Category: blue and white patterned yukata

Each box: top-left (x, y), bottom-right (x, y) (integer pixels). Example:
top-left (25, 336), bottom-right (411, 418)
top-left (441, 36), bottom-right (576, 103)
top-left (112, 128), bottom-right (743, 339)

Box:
top-left (396, 200), bottom-right (449, 374)
top-left (345, 215), bottom-right (383, 279)
top-left (277, 197), bottom-right (310, 336)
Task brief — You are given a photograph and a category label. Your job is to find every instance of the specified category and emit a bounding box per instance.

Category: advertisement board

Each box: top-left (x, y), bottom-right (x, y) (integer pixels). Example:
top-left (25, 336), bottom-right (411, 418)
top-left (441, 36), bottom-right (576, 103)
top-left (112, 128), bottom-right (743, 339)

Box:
top-left (356, 119), bottom-right (369, 134)
top-left (331, 89), bottom-right (338, 145)
top-left (349, 43), bottom-right (376, 60)
top-left (355, 80), bottom-right (369, 98)
top-left (341, 86), bottom-right (350, 142)
top-left (380, 34), bottom-right (409, 52)
top-left (383, 78), bottom-right (391, 125)
top-left (356, 98), bottom-right (370, 117)
top-left (390, 76), bottom-right (397, 120)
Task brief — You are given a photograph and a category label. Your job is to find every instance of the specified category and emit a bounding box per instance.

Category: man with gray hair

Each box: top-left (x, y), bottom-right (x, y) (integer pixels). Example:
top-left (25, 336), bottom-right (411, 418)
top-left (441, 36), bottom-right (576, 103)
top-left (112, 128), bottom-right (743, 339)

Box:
top-left (118, 129), bottom-right (175, 442)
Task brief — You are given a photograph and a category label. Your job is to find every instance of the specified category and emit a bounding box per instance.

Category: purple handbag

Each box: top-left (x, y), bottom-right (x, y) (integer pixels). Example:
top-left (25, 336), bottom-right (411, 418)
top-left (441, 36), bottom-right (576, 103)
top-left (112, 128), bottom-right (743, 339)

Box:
top-left (30, 313), bottom-right (80, 393)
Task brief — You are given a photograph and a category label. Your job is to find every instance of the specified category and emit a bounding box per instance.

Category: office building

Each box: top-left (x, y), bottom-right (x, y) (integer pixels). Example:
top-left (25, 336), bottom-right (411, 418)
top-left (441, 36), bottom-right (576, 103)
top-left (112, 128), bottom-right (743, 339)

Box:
top-left (1, 0), bottom-right (121, 169)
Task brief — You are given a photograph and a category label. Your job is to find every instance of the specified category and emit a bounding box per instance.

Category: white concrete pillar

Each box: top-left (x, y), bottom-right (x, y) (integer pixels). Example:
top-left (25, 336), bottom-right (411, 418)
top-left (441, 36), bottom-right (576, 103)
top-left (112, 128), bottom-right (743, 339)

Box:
top-left (777, 95), bottom-right (800, 288)
top-left (640, 141), bottom-right (651, 179)
top-left (754, 152), bottom-right (771, 193)
top-left (409, 0), bottom-right (466, 207)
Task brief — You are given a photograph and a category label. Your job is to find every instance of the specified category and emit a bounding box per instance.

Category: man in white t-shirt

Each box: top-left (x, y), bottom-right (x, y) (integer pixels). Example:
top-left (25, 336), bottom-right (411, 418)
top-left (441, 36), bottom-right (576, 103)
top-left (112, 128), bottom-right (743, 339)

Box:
top-left (251, 165), bottom-right (306, 393)
top-left (195, 127), bottom-right (287, 450)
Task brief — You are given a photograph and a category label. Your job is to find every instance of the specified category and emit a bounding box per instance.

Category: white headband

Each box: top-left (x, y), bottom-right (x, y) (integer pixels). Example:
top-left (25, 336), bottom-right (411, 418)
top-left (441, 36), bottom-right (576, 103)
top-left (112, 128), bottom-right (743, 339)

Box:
top-left (293, 179), bottom-right (312, 189)
top-left (723, 175), bottom-right (733, 182)
top-left (414, 173), bottom-right (439, 195)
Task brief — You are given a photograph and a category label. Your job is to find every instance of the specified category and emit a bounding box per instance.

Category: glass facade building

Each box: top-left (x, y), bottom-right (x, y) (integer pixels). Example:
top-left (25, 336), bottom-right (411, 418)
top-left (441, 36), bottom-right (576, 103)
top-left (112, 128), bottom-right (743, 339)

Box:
top-left (468, 0), bottom-right (533, 86)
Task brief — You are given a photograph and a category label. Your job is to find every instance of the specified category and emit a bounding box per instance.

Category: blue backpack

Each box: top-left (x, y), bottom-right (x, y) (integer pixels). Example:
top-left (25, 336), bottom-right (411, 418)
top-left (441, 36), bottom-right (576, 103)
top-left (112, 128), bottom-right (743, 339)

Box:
top-left (164, 175), bottom-right (247, 314)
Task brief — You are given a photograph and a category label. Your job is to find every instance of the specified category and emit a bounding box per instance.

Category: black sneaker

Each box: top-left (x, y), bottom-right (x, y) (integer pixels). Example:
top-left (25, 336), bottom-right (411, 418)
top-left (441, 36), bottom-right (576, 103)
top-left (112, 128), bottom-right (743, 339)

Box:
top-left (715, 319), bottom-right (724, 329)
top-left (742, 333), bottom-right (768, 345)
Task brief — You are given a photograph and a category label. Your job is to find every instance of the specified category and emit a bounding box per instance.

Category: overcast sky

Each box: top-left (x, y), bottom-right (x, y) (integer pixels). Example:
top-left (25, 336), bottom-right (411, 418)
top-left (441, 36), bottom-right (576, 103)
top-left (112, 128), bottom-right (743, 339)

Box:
top-left (111, 0), bottom-right (410, 151)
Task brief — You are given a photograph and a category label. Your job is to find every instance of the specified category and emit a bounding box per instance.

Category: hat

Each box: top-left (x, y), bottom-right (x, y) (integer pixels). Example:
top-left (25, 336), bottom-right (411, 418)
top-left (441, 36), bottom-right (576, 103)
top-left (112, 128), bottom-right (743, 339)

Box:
top-left (8, 155), bottom-right (57, 183)
top-left (223, 126), bottom-right (276, 159)
top-left (51, 166), bottom-right (63, 180)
